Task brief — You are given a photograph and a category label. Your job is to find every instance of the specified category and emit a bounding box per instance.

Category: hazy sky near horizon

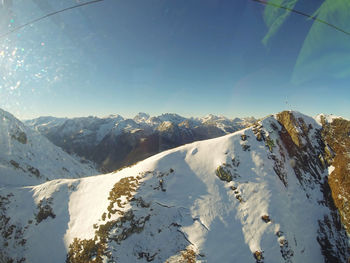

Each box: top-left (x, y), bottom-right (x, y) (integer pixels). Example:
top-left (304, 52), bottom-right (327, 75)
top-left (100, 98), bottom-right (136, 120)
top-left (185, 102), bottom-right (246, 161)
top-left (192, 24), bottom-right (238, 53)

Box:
top-left (0, 0), bottom-right (349, 119)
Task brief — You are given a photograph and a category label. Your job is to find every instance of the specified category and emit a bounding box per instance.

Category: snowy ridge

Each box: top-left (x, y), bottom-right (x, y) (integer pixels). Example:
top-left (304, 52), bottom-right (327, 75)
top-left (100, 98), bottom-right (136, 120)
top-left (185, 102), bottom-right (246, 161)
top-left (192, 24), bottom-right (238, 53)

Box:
top-left (0, 109), bottom-right (97, 186)
top-left (1, 111), bottom-right (348, 262)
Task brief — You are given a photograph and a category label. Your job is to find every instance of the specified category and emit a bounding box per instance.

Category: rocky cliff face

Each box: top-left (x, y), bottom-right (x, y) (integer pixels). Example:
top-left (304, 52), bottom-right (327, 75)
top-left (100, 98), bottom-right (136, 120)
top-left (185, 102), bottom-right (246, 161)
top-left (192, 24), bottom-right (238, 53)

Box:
top-left (25, 113), bottom-right (256, 172)
top-left (319, 115), bottom-right (350, 234)
top-left (2, 111), bottom-right (349, 263)
top-left (275, 111), bottom-right (349, 262)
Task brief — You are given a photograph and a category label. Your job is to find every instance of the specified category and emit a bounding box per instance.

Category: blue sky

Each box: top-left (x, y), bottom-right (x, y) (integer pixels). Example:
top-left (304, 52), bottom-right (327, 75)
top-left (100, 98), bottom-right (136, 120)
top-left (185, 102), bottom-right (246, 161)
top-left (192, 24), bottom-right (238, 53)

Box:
top-left (0, 0), bottom-right (349, 119)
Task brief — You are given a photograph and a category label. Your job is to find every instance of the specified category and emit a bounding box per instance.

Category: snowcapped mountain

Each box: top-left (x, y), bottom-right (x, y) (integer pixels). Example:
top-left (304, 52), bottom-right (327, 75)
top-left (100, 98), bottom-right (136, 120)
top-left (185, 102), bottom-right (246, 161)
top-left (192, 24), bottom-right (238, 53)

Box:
top-left (133, 112), bottom-right (151, 124)
top-left (196, 114), bottom-right (255, 133)
top-left (0, 109), bottom-right (97, 186)
top-left (25, 114), bottom-right (125, 146)
top-left (25, 113), bottom-right (256, 172)
top-left (2, 111), bottom-right (349, 262)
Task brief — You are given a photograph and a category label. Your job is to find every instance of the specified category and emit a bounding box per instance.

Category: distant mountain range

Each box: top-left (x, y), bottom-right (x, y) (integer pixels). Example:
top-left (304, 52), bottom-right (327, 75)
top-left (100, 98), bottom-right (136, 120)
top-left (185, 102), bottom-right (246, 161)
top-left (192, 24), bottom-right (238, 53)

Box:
top-left (25, 113), bottom-right (257, 172)
top-left (1, 109), bottom-right (350, 262)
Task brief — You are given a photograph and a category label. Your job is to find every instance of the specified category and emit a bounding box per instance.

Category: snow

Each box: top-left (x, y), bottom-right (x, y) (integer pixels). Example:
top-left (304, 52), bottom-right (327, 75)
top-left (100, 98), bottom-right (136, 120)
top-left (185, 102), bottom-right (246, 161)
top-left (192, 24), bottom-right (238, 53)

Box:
top-left (134, 112), bottom-right (151, 123)
top-left (1, 110), bottom-right (348, 262)
top-left (328, 165), bottom-right (335, 174)
top-left (0, 108), bottom-right (97, 186)
top-left (315, 113), bottom-right (346, 124)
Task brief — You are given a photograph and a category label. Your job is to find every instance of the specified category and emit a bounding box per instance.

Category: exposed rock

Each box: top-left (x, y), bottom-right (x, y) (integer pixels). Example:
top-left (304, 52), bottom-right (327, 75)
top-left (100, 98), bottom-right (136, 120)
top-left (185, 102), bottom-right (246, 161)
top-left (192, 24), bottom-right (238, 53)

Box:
top-left (320, 117), bottom-right (350, 233)
top-left (242, 144), bottom-right (251, 151)
top-left (138, 252), bottom-right (157, 262)
top-left (276, 111), bottom-right (303, 148)
top-left (261, 215), bottom-right (271, 223)
top-left (11, 130), bottom-right (27, 144)
top-left (181, 248), bottom-right (196, 263)
top-left (265, 136), bottom-right (275, 152)
top-left (215, 165), bottom-right (233, 182)
top-left (279, 238), bottom-right (294, 262)
top-left (10, 160), bottom-right (20, 169)
top-left (235, 195), bottom-right (243, 202)
top-left (35, 198), bottom-right (55, 224)
top-left (3, 110), bottom-right (350, 263)
top-left (27, 165), bottom-right (40, 178)
top-left (253, 250), bottom-right (264, 263)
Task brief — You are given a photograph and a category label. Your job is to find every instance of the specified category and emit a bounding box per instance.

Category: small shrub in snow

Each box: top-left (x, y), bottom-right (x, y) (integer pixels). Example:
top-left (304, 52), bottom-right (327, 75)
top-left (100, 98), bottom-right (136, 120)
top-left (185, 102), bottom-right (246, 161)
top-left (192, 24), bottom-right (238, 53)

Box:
top-left (181, 248), bottom-right (196, 263)
top-left (261, 215), bottom-right (271, 223)
top-left (215, 166), bottom-right (233, 182)
top-left (11, 130), bottom-right (27, 144)
top-left (107, 177), bottom-right (139, 217)
top-left (138, 252), bottom-right (157, 261)
top-left (265, 136), bottom-right (275, 152)
top-left (101, 212), bottom-right (106, 221)
top-left (27, 165), bottom-right (41, 178)
top-left (253, 250), bottom-right (264, 263)
top-left (276, 230), bottom-right (283, 237)
top-left (242, 144), bottom-right (251, 151)
top-left (67, 174), bottom-right (148, 263)
top-left (235, 195), bottom-right (243, 203)
top-left (10, 160), bottom-right (20, 169)
top-left (66, 238), bottom-right (104, 263)
top-left (35, 198), bottom-right (55, 224)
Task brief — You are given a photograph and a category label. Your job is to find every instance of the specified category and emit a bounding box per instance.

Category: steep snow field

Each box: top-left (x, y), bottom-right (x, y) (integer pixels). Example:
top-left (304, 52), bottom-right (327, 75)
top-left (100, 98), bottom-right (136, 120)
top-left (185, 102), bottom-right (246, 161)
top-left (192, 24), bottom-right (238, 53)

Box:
top-left (0, 109), bottom-right (97, 186)
top-left (1, 111), bottom-right (348, 262)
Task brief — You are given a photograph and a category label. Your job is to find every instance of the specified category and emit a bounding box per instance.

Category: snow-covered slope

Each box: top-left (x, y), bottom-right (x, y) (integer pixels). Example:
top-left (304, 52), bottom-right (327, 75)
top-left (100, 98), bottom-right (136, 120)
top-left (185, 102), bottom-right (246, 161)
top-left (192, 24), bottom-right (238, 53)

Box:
top-left (1, 111), bottom-right (348, 262)
top-left (0, 109), bottom-right (97, 186)
top-left (25, 113), bottom-right (256, 172)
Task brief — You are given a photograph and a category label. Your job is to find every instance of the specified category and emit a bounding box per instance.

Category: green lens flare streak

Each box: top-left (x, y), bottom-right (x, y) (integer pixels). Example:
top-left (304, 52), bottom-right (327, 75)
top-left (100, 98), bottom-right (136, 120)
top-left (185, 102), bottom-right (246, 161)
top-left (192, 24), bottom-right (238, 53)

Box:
top-left (250, 0), bottom-right (350, 37)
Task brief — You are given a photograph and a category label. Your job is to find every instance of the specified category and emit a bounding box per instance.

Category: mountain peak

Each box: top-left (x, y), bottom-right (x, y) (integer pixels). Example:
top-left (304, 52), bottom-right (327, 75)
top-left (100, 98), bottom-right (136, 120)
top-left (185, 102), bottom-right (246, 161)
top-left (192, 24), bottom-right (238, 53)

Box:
top-left (133, 112), bottom-right (150, 123)
top-left (102, 114), bottom-right (124, 121)
top-left (157, 113), bottom-right (186, 123)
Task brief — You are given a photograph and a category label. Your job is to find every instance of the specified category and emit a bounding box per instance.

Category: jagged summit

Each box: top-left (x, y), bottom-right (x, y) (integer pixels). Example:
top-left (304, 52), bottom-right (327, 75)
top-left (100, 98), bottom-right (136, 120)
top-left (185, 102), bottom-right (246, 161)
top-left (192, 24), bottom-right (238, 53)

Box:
top-left (1, 110), bottom-right (349, 262)
top-left (156, 113), bottom-right (187, 125)
top-left (133, 112), bottom-right (151, 123)
top-left (200, 113), bottom-right (226, 122)
top-left (101, 114), bottom-right (124, 121)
